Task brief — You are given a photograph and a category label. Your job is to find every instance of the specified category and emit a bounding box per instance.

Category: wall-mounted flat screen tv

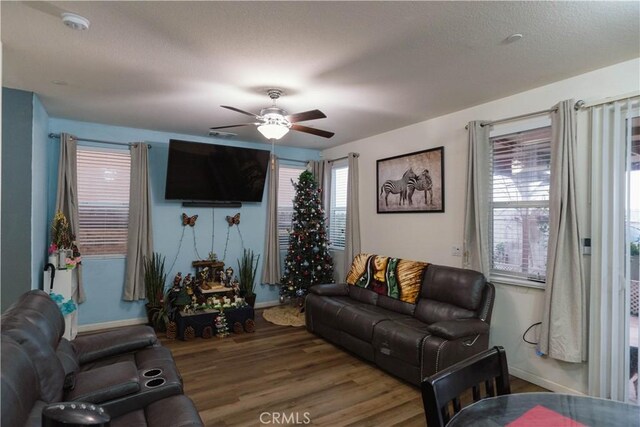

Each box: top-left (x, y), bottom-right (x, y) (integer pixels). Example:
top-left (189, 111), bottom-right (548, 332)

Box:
top-left (165, 139), bottom-right (270, 202)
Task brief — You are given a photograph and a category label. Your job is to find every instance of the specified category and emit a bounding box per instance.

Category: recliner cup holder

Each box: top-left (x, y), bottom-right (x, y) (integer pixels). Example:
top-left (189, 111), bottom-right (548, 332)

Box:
top-left (142, 368), bottom-right (163, 378)
top-left (145, 378), bottom-right (166, 388)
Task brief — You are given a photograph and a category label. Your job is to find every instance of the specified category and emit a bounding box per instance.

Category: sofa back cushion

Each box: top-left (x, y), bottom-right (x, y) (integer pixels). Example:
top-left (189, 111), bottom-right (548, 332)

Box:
top-left (3, 290), bottom-right (65, 347)
top-left (1, 317), bottom-right (66, 402)
top-left (348, 285), bottom-right (379, 305)
top-left (414, 265), bottom-right (486, 324)
top-left (377, 294), bottom-right (416, 316)
top-left (1, 336), bottom-right (41, 427)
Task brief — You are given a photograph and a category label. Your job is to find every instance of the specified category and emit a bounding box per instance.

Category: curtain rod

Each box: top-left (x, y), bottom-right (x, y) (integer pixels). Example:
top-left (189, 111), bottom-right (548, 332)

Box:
top-left (327, 153), bottom-right (360, 163)
top-left (48, 133), bottom-right (150, 149)
top-left (466, 92), bottom-right (640, 130)
top-left (574, 91), bottom-right (640, 110)
top-left (465, 108), bottom-right (557, 130)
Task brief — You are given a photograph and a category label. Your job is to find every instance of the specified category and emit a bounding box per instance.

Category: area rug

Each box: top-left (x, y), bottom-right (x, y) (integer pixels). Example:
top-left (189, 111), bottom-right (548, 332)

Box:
top-left (263, 305), bottom-right (305, 327)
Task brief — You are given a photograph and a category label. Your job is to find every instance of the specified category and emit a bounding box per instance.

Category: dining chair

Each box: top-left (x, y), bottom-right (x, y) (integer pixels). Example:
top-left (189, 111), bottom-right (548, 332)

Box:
top-left (421, 346), bottom-right (511, 427)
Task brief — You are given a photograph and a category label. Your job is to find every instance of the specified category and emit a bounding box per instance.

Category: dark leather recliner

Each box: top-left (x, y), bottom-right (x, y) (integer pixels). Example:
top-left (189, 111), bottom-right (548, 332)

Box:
top-left (1, 290), bottom-right (203, 426)
top-left (305, 262), bottom-right (494, 385)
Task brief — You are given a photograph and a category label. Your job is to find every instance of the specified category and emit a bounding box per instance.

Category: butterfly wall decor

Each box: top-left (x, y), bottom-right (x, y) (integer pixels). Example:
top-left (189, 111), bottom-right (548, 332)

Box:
top-left (225, 213), bottom-right (240, 227)
top-left (181, 213), bottom-right (198, 227)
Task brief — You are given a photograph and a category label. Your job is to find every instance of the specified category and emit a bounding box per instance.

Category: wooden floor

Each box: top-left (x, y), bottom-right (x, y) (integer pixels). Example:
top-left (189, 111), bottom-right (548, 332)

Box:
top-left (161, 310), bottom-right (547, 426)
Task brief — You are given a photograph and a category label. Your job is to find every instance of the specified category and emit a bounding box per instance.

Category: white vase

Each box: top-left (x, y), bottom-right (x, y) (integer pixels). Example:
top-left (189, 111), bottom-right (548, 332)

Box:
top-left (58, 249), bottom-right (68, 270)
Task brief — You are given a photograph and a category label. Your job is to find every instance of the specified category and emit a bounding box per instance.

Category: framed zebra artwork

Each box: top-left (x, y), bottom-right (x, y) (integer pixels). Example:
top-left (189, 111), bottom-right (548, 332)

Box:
top-left (376, 146), bottom-right (445, 213)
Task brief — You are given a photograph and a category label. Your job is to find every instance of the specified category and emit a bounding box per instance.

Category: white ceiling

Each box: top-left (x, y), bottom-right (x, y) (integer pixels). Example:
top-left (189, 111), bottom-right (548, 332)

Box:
top-left (2, 1), bottom-right (639, 149)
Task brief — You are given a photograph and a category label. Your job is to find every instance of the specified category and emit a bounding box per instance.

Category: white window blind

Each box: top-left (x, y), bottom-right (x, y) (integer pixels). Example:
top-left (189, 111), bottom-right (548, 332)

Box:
top-left (277, 166), bottom-right (305, 249)
top-left (330, 165), bottom-right (348, 249)
top-left (76, 147), bottom-right (131, 256)
top-left (490, 126), bottom-right (551, 283)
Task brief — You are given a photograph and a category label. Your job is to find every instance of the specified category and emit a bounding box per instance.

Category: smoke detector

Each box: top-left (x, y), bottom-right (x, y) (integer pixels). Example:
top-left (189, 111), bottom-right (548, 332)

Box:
top-left (61, 13), bottom-right (90, 31)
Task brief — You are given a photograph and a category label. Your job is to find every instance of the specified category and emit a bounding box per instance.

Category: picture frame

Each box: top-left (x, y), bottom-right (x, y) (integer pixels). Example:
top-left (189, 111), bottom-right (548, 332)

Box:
top-left (376, 146), bottom-right (445, 213)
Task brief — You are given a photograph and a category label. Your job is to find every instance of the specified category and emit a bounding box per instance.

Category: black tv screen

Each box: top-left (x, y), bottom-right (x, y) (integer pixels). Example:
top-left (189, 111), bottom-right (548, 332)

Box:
top-left (165, 140), bottom-right (270, 202)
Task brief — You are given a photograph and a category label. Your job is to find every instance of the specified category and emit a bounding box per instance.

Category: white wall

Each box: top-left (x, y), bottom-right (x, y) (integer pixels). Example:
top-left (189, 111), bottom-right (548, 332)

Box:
top-left (322, 58), bottom-right (640, 394)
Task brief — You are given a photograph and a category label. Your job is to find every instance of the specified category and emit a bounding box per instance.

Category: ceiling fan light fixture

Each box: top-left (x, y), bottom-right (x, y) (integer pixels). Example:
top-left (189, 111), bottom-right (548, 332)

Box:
top-left (257, 123), bottom-right (289, 140)
top-left (257, 112), bottom-right (290, 140)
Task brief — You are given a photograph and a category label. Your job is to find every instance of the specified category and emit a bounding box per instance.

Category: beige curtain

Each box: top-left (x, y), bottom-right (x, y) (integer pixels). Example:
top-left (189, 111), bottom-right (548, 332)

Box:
top-left (462, 121), bottom-right (491, 276)
top-left (308, 159), bottom-right (330, 209)
top-left (123, 143), bottom-right (154, 301)
top-left (55, 133), bottom-right (86, 303)
top-left (261, 154), bottom-right (281, 284)
top-left (538, 100), bottom-right (586, 363)
top-left (344, 153), bottom-right (361, 277)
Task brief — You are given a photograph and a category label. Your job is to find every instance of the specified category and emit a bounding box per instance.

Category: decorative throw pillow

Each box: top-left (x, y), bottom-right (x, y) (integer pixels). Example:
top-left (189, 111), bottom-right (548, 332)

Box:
top-left (346, 253), bottom-right (428, 304)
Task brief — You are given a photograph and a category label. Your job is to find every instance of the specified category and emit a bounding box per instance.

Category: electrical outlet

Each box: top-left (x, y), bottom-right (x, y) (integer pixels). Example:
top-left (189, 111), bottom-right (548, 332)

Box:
top-left (451, 246), bottom-right (462, 257)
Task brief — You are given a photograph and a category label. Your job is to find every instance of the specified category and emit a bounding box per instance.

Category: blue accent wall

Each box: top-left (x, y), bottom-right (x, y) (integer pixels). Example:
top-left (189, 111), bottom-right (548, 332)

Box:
top-left (1, 88), bottom-right (34, 312)
top-left (32, 94), bottom-right (50, 291)
top-left (48, 118), bottom-right (319, 325)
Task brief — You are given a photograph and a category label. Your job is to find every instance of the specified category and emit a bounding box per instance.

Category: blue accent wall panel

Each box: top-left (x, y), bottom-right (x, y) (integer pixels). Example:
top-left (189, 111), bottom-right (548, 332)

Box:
top-left (48, 118), bottom-right (320, 325)
top-left (32, 94), bottom-right (50, 291)
top-left (1, 88), bottom-right (34, 311)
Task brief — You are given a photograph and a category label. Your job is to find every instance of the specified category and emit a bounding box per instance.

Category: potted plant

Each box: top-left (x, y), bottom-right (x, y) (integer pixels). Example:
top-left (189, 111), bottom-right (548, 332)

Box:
top-left (237, 249), bottom-right (260, 307)
top-left (144, 252), bottom-right (167, 328)
top-left (152, 288), bottom-right (178, 335)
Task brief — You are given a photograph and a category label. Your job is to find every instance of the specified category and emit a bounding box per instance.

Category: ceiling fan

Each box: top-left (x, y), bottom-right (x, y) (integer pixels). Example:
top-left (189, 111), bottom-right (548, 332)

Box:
top-left (209, 89), bottom-right (334, 140)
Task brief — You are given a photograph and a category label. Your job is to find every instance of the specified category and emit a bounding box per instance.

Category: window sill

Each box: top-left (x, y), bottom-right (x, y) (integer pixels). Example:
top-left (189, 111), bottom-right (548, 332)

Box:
top-left (490, 274), bottom-right (546, 290)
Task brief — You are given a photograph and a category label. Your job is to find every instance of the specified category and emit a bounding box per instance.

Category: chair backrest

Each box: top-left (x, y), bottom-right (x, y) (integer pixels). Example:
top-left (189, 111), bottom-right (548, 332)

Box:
top-left (421, 346), bottom-right (511, 427)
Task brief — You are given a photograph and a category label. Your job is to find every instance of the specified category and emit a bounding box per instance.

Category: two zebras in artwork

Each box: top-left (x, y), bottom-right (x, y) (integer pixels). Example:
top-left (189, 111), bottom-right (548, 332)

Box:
top-left (379, 167), bottom-right (433, 207)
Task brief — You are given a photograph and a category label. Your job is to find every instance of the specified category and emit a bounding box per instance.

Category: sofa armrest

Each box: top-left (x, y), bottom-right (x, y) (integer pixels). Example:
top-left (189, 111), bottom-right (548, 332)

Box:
top-left (309, 283), bottom-right (349, 296)
top-left (72, 325), bottom-right (158, 365)
top-left (65, 361), bottom-right (140, 404)
top-left (426, 319), bottom-right (489, 340)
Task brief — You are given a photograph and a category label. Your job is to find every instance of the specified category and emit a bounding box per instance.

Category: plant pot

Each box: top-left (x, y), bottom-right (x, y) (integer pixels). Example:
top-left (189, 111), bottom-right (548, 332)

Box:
top-left (245, 294), bottom-right (256, 308)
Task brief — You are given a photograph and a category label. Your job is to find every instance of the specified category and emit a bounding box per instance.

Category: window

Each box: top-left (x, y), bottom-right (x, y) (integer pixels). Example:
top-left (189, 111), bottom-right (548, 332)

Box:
top-left (490, 126), bottom-right (551, 284)
top-left (277, 165), bottom-right (306, 249)
top-left (76, 147), bottom-right (131, 256)
top-left (329, 163), bottom-right (348, 249)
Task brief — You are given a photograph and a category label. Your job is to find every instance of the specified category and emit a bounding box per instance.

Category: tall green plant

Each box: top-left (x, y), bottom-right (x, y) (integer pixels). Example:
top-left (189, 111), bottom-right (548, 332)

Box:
top-left (237, 249), bottom-right (260, 297)
top-left (144, 252), bottom-right (167, 307)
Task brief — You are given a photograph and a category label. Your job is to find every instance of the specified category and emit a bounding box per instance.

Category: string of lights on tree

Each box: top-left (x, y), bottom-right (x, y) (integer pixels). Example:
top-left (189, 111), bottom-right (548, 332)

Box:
top-left (280, 170), bottom-right (334, 301)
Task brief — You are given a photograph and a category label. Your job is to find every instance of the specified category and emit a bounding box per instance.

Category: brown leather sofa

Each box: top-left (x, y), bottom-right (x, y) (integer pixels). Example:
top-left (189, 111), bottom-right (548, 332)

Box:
top-left (305, 263), bottom-right (494, 386)
top-left (1, 290), bottom-right (203, 426)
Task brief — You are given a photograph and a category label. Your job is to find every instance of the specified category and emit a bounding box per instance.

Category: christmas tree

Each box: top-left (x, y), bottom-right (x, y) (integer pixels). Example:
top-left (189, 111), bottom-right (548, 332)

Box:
top-left (280, 170), bottom-right (334, 300)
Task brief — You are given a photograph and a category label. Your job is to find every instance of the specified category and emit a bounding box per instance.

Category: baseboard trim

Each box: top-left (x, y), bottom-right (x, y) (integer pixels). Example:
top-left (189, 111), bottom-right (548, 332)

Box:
top-left (79, 302), bottom-right (281, 332)
top-left (78, 317), bottom-right (148, 333)
top-left (254, 300), bottom-right (280, 309)
top-left (509, 366), bottom-right (585, 395)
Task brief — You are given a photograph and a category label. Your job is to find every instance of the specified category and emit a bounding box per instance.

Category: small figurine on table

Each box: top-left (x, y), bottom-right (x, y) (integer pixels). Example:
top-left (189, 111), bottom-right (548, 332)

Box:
top-left (224, 267), bottom-right (234, 288)
top-left (184, 273), bottom-right (194, 295)
top-left (231, 277), bottom-right (240, 295)
top-left (172, 272), bottom-right (183, 291)
top-left (218, 270), bottom-right (226, 286)
top-left (199, 267), bottom-right (211, 290)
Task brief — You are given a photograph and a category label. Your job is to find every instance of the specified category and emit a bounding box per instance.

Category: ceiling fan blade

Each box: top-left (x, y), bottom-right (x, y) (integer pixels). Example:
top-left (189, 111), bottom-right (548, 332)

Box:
top-left (290, 124), bottom-right (335, 138)
top-left (286, 109), bottom-right (327, 123)
top-left (209, 123), bottom-right (256, 130)
top-left (221, 105), bottom-right (260, 119)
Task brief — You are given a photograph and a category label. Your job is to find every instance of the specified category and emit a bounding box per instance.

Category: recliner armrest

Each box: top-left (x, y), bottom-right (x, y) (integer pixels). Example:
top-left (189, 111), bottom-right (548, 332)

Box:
top-left (426, 319), bottom-right (489, 340)
top-left (309, 283), bottom-right (349, 296)
top-left (65, 361), bottom-right (140, 404)
top-left (72, 325), bottom-right (158, 365)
